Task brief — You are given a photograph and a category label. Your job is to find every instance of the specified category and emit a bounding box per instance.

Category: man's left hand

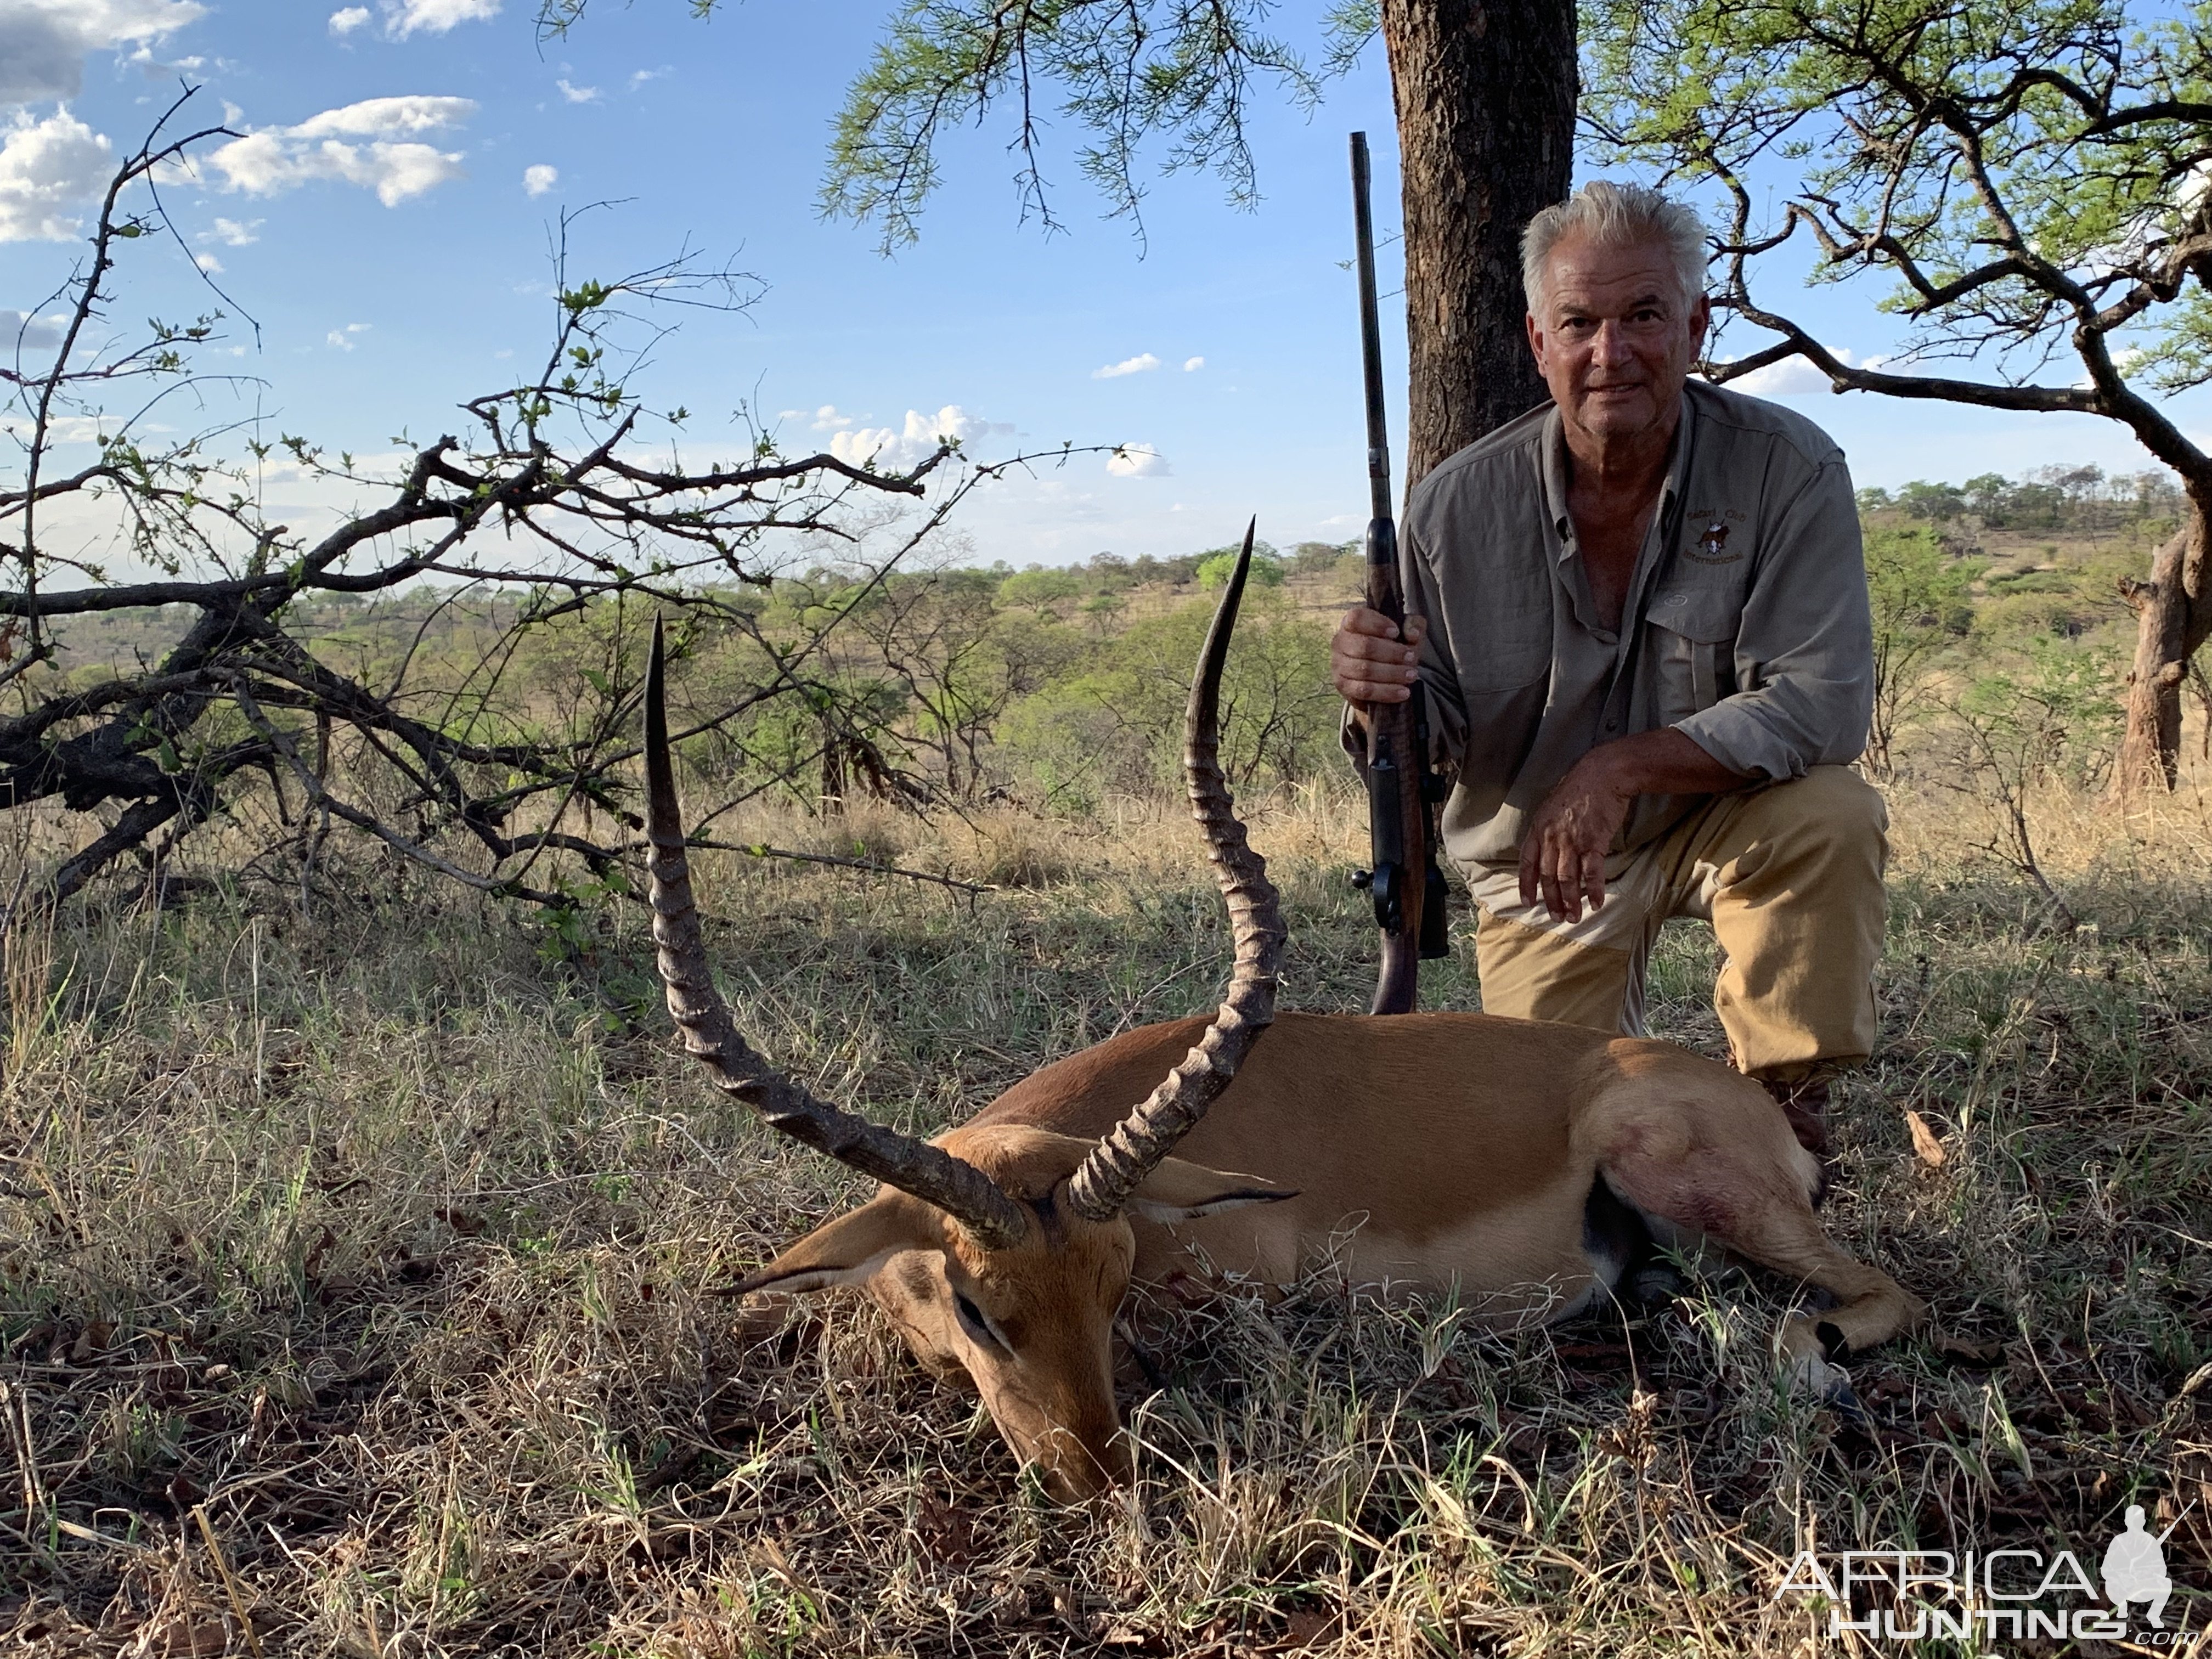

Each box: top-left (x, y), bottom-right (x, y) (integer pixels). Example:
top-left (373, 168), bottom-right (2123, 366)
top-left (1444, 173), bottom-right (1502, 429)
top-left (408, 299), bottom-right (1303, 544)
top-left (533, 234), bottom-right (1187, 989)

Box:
top-left (1517, 752), bottom-right (1632, 922)
top-left (1517, 728), bottom-right (1753, 922)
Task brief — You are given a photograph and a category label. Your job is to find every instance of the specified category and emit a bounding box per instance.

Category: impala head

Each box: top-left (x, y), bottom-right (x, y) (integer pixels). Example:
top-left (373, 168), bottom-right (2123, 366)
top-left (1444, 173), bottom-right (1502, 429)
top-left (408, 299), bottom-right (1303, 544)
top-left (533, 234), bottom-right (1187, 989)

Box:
top-left (644, 526), bottom-right (1288, 1500)
top-left (732, 1124), bottom-right (1283, 1498)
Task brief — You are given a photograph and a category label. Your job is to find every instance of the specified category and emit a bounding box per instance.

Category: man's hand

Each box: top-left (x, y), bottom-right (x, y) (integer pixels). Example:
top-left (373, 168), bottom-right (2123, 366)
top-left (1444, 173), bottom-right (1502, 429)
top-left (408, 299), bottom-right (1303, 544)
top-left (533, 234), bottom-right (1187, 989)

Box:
top-left (1331, 606), bottom-right (1427, 704)
top-left (1517, 751), bottom-right (1633, 923)
top-left (1517, 728), bottom-right (1753, 922)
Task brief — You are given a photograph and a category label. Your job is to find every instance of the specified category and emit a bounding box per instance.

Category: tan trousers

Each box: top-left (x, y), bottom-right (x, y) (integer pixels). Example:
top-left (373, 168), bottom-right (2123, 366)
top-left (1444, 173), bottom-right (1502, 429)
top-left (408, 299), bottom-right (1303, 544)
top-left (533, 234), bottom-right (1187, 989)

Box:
top-left (1466, 766), bottom-right (1888, 1080)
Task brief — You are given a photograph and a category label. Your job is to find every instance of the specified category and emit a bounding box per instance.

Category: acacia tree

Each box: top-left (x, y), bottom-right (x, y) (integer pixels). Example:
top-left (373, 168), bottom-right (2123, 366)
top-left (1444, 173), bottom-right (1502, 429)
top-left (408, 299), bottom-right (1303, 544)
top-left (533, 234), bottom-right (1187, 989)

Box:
top-left (1864, 523), bottom-right (1978, 777)
top-left (1585, 0), bottom-right (2212, 794)
top-left (540, 0), bottom-right (1575, 481)
top-left (0, 104), bottom-right (1028, 909)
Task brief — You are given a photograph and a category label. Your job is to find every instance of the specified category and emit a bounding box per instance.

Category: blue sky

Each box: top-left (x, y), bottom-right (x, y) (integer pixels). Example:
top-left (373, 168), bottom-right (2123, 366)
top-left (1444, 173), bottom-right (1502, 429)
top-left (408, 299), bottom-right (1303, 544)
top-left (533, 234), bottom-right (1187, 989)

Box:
top-left (5, 0), bottom-right (2205, 570)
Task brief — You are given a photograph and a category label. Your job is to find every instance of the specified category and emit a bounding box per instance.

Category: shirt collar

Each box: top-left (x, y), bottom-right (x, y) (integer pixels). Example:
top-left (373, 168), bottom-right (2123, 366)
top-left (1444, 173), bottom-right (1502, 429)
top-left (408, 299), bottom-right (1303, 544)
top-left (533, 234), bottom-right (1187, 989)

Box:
top-left (1539, 387), bottom-right (1697, 559)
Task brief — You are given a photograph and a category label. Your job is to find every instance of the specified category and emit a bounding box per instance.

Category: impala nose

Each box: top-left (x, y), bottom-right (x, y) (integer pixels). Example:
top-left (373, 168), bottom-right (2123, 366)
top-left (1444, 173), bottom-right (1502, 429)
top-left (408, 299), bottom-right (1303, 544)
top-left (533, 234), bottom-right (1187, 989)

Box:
top-left (1027, 1419), bottom-right (1131, 1502)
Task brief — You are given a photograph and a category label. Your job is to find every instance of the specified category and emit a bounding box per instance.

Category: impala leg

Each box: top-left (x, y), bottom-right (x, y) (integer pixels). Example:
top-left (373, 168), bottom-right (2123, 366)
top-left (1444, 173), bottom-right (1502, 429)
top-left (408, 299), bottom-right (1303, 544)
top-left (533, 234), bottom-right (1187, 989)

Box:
top-left (1716, 1203), bottom-right (1931, 1378)
top-left (1600, 1139), bottom-right (1929, 1380)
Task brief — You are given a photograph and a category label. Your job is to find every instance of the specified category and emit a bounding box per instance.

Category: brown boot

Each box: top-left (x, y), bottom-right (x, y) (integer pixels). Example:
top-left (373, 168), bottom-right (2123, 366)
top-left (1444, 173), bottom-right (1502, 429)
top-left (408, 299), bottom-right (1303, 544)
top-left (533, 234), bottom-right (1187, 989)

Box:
top-left (1760, 1075), bottom-right (1832, 1156)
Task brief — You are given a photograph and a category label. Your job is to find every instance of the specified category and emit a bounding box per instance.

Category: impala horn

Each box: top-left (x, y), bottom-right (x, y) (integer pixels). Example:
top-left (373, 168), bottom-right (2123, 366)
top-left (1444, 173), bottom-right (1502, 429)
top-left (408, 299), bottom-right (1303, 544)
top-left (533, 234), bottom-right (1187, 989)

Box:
top-left (643, 618), bottom-right (1028, 1249)
top-left (1066, 521), bottom-right (1287, 1221)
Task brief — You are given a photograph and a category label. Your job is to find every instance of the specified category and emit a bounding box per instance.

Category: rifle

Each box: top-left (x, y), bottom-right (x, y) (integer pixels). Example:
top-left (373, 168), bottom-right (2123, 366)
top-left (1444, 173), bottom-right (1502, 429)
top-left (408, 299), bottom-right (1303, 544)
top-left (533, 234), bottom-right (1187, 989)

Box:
top-left (1350, 131), bottom-right (1450, 1016)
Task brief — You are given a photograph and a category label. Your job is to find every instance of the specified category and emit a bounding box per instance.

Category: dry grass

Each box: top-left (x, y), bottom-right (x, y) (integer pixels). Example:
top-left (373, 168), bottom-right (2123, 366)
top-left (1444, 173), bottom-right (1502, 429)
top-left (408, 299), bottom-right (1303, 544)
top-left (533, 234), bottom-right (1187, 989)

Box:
top-left (2, 764), bottom-right (2209, 1656)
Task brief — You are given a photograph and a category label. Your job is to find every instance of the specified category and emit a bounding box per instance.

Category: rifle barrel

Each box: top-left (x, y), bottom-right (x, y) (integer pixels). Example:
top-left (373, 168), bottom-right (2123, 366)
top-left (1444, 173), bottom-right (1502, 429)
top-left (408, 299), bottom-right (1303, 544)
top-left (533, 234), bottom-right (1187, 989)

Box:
top-left (1350, 133), bottom-right (1393, 531)
top-left (1349, 129), bottom-right (1431, 1013)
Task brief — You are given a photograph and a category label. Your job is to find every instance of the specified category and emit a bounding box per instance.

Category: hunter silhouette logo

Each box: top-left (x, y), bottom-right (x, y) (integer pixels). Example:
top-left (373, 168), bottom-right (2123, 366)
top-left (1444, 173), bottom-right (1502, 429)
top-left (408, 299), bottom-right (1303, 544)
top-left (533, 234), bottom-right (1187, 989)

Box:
top-left (1773, 1503), bottom-right (2197, 1642)
top-left (2104, 1505), bottom-right (2176, 1628)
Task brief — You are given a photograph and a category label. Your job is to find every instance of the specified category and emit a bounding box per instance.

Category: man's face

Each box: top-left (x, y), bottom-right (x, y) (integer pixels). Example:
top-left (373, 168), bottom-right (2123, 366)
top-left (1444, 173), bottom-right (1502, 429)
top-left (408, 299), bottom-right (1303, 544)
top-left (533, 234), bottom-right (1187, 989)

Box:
top-left (1526, 233), bottom-right (1710, 449)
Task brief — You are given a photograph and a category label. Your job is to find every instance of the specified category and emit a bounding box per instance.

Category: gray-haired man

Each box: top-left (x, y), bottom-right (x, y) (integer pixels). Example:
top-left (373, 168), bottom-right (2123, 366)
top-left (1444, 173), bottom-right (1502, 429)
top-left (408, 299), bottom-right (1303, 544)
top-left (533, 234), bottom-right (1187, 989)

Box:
top-left (1333, 181), bottom-right (1886, 1157)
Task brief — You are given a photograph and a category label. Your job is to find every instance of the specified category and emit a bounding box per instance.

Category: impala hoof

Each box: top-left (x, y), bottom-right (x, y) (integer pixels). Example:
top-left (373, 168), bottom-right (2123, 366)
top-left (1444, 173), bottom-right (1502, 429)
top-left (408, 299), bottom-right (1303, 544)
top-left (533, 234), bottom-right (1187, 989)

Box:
top-left (1786, 1349), bottom-right (1872, 1433)
top-left (1788, 1348), bottom-right (1849, 1400)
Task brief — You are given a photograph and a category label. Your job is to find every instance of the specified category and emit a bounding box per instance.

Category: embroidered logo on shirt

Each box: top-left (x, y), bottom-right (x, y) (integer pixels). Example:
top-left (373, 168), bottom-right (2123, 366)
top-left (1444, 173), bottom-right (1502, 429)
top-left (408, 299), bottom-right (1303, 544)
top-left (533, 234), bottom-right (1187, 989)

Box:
top-left (1684, 519), bottom-right (1742, 564)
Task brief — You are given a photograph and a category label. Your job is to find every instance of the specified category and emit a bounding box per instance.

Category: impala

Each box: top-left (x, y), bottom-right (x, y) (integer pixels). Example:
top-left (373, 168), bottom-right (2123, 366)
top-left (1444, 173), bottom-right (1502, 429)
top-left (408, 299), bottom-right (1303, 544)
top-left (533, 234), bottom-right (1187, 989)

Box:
top-left (643, 537), bottom-right (1932, 1500)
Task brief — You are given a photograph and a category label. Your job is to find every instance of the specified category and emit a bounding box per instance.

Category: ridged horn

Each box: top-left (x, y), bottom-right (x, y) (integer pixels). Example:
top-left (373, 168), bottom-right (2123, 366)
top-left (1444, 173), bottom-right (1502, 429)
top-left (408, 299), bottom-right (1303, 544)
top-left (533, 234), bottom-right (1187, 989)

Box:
top-left (643, 618), bottom-right (1027, 1250)
top-left (1065, 521), bottom-right (1286, 1220)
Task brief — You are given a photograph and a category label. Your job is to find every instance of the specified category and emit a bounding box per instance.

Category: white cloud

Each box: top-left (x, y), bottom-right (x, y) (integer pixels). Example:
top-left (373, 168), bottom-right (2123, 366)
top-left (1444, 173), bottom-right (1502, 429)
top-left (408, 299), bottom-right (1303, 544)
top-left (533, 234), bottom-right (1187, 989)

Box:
top-left (1722, 347), bottom-right (1860, 397)
top-left (0, 0), bottom-right (205, 105)
top-left (193, 250), bottom-right (221, 272)
top-left (556, 78), bottom-right (600, 104)
top-left (0, 412), bottom-right (117, 443)
top-left (785, 404), bottom-right (855, 432)
top-left (1093, 352), bottom-right (1160, 379)
top-left (0, 309), bottom-right (67, 352)
top-left (290, 95), bottom-right (477, 138)
top-left (1106, 442), bottom-right (1170, 478)
top-left (830, 405), bottom-right (1009, 469)
top-left (1183, 356), bottom-right (1204, 372)
top-left (522, 162), bottom-right (556, 196)
top-left (0, 110), bottom-right (112, 242)
top-left (328, 5), bottom-right (370, 34)
top-left (208, 133), bottom-right (466, 205)
top-left (326, 321), bottom-right (370, 350)
top-left (202, 215), bottom-right (259, 244)
top-left (380, 0), bottom-right (498, 37)
top-left (628, 66), bottom-right (669, 89)
top-left (2178, 161), bottom-right (2212, 213)
top-left (204, 97), bottom-right (475, 207)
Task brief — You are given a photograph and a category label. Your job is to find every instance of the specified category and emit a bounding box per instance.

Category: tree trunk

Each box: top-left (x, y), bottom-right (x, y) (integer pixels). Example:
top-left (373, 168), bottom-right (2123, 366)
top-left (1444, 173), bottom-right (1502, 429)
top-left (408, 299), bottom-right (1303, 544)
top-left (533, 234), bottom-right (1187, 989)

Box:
top-left (1380, 0), bottom-right (1577, 484)
top-left (2111, 503), bottom-right (2210, 799)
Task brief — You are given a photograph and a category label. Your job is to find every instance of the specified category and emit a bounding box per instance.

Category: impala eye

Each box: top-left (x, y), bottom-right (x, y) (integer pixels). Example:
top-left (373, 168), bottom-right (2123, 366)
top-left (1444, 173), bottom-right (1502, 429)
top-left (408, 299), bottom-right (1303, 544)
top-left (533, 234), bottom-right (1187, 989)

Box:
top-left (952, 1289), bottom-right (1006, 1352)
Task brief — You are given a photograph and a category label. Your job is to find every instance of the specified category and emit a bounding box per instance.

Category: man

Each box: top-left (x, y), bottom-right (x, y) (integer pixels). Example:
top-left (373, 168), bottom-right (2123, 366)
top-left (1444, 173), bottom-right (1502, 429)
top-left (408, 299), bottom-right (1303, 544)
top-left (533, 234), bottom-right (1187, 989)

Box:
top-left (1333, 180), bottom-right (1883, 1157)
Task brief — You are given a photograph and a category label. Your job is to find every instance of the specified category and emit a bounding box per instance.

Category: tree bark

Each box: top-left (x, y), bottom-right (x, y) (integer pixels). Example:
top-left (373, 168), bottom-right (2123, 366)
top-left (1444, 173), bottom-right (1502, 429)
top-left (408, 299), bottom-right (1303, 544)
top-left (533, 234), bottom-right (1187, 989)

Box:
top-left (1380, 0), bottom-right (1577, 485)
top-left (2111, 503), bottom-right (2210, 799)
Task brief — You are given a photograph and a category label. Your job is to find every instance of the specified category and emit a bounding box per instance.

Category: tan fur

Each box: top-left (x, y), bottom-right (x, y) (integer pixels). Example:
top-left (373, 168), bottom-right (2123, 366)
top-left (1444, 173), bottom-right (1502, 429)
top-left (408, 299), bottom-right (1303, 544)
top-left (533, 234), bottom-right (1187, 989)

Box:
top-left (743, 1009), bottom-right (1929, 1500)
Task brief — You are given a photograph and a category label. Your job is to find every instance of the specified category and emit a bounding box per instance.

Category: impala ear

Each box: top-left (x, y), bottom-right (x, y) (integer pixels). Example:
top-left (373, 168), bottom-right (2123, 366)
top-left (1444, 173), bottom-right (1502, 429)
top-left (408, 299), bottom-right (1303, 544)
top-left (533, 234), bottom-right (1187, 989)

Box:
top-left (720, 1197), bottom-right (937, 1296)
top-left (1125, 1155), bottom-right (1295, 1223)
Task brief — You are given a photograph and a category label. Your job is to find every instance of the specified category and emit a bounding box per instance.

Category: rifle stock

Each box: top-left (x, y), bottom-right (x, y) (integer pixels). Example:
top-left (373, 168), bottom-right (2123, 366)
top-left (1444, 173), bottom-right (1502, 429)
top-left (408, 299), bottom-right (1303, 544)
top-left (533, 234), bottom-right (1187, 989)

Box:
top-left (1351, 132), bottom-right (1448, 1017)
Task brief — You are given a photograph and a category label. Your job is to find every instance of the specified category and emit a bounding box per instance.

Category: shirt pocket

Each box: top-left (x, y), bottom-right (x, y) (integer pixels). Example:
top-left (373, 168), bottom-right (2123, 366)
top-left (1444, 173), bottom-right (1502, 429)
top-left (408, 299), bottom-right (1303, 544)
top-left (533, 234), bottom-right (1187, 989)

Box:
top-left (1646, 589), bottom-right (1740, 724)
top-left (1453, 579), bottom-right (1553, 692)
top-left (1459, 620), bottom-right (1550, 692)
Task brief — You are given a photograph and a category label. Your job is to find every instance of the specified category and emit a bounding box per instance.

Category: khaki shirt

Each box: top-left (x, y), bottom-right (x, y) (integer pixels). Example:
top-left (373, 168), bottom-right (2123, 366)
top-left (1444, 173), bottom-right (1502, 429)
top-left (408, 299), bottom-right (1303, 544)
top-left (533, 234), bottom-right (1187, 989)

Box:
top-left (1363, 379), bottom-right (1872, 875)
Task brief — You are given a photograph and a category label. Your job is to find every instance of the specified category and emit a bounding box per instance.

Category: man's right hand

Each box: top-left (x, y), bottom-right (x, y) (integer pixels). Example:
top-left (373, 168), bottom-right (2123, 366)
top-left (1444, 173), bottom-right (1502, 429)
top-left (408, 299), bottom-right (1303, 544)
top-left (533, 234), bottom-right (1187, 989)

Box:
top-left (1331, 606), bottom-right (1427, 705)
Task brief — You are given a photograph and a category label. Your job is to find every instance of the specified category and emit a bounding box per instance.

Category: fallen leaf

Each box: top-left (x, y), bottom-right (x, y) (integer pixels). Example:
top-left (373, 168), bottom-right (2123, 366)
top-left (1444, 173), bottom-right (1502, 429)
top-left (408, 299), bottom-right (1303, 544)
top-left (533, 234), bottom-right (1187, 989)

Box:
top-left (1904, 1109), bottom-right (1946, 1167)
top-left (1278, 1607), bottom-right (1343, 1652)
top-left (916, 1490), bottom-right (977, 1568)
top-left (132, 1615), bottom-right (231, 1657)
top-left (1930, 1331), bottom-right (2003, 1367)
